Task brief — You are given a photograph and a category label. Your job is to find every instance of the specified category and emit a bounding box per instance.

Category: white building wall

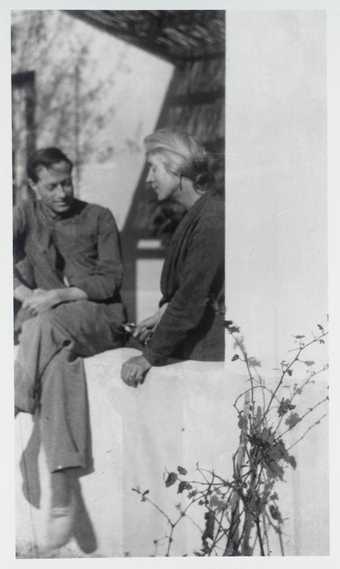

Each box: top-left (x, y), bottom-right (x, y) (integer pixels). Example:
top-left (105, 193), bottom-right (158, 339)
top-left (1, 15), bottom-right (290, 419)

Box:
top-left (226, 11), bottom-right (327, 369)
top-left (226, 11), bottom-right (328, 554)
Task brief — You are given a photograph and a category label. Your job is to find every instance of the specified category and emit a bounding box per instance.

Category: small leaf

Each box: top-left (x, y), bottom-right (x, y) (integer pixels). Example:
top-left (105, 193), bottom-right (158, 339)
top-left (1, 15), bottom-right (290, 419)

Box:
top-left (229, 326), bottom-right (240, 334)
top-left (231, 354), bottom-right (239, 362)
top-left (210, 494), bottom-right (220, 508)
top-left (317, 324), bottom-right (324, 331)
top-left (247, 356), bottom-right (261, 368)
top-left (266, 461), bottom-right (284, 480)
top-left (238, 413), bottom-right (247, 430)
top-left (177, 481), bottom-right (192, 494)
top-left (202, 510), bottom-right (215, 540)
top-left (288, 455), bottom-right (297, 469)
top-left (287, 369), bottom-right (293, 376)
top-left (278, 398), bottom-right (296, 417)
top-left (256, 405), bottom-right (262, 419)
top-left (285, 412), bottom-right (301, 429)
top-left (269, 504), bottom-right (283, 523)
top-left (294, 335), bottom-right (305, 339)
top-left (210, 494), bottom-right (227, 512)
top-left (165, 472), bottom-right (178, 487)
top-left (141, 489), bottom-right (149, 501)
top-left (304, 360), bottom-right (315, 367)
top-left (177, 465), bottom-right (187, 475)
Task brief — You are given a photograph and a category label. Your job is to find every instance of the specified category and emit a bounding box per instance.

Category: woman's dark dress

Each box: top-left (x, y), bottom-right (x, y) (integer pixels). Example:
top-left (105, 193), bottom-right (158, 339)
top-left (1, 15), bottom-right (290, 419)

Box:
top-left (144, 191), bottom-right (225, 366)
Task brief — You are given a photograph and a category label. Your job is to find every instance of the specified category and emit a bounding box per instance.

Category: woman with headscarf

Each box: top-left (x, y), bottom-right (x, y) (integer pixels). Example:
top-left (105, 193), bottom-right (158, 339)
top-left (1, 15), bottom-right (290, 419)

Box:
top-left (121, 129), bottom-right (225, 387)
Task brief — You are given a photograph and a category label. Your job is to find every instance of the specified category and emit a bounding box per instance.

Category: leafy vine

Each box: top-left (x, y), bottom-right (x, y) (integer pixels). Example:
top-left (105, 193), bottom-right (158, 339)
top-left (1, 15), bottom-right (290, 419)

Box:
top-left (132, 319), bottom-right (328, 556)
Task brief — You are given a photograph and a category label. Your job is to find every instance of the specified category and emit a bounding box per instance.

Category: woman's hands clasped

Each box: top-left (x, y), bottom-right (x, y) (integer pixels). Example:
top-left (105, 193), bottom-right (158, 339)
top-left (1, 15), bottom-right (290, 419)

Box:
top-left (120, 355), bottom-right (152, 388)
top-left (131, 303), bottom-right (168, 345)
top-left (121, 303), bottom-right (168, 388)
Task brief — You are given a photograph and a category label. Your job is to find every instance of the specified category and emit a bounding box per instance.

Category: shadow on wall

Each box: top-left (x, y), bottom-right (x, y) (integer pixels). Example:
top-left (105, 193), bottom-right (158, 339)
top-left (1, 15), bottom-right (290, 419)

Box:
top-left (16, 348), bottom-right (243, 558)
top-left (11, 9), bottom-right (226, 325)
top-left (121, 56), bottom-right (225, 322)
top-left (16, 344), bottom-right (328, 557)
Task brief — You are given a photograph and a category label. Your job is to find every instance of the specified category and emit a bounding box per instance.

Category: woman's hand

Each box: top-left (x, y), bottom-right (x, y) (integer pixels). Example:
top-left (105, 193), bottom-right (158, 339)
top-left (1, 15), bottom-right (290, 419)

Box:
top-left (121, 355), bottom-right (152, 388)
top-left (133, 303), bottom-right (168, 344)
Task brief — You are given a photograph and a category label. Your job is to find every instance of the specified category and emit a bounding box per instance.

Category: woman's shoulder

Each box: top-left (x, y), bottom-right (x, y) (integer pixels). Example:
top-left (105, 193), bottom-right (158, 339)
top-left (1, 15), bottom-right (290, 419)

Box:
top-left (197, 191), bottom-right (225, 226)
top-left (204, 190), bottom-right (224, 209)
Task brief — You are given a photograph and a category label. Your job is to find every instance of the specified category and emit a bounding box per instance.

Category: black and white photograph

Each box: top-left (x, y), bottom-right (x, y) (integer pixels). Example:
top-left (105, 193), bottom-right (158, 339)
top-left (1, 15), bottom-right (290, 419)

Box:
top-left (2, 3), bottom-right (332, 562)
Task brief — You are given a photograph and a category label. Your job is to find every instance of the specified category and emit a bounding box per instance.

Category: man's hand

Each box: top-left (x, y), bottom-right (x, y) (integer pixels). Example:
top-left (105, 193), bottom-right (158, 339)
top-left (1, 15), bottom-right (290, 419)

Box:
top-left (22, 289), bottom-right (62, 315)
top-left (121, 355), bottom-right (152, 388)
top-left (20, 286), bottom-right (87, 316)
top-left (14, 284), bottom-right (34, 304)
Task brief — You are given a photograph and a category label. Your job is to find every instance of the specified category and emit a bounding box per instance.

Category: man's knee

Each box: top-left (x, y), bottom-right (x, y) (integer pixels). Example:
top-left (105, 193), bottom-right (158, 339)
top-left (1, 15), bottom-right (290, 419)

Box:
top-left (37, 301), bottom-right (87, 331)
top-left (36, 308), bottom-right (59, 330)
top-left (25, 309), bottom-right (71, 345)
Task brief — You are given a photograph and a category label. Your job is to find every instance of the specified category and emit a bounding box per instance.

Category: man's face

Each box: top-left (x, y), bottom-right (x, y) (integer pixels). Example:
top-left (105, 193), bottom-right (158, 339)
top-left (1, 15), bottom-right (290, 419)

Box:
top-left (30, 161), bottom-right (74, 214)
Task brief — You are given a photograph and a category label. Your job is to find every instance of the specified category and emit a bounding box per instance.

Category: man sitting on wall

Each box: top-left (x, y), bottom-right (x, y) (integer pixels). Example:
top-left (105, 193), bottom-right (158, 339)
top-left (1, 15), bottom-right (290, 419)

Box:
top-left (14, 147), bottom-right (126, 551)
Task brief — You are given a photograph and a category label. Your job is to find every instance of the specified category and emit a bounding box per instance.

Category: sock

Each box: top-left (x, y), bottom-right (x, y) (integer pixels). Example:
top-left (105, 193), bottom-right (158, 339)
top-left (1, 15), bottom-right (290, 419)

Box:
top-left (50, 470), bottom-right (72, 509)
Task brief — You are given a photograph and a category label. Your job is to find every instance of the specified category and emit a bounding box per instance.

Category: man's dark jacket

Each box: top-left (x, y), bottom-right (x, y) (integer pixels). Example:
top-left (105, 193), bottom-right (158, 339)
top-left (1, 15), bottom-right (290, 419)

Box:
top-left (13, 198), bottom-right (125, 333)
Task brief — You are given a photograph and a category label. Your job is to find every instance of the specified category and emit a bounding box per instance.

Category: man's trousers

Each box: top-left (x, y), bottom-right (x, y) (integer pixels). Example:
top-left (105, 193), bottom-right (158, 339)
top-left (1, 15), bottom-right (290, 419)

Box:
top-left (15, 300), bottom-right (125, 472)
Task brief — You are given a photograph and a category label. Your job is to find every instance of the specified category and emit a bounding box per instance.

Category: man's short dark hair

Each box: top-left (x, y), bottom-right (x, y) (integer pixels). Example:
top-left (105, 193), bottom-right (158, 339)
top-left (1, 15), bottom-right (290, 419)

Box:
top-left (27, 147), bottom-right (73, 183)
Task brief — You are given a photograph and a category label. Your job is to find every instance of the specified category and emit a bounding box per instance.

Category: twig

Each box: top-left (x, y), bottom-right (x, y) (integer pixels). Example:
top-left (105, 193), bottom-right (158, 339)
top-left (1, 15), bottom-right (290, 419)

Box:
top-left (132, 487), bottom-right (174, 527)
top-left (278, 396), bottom-right (329, 439)
top-left (133, 320), bottom-right (328, 557)
top-left (263, 331), bottom-right (327, 421)
top-left (287, 413), bottom-right (328, 450)
top-left (264, 511), bottom-right (285, 556)
top-left (233, 385), bottom-right (280, 413)
top-left (273, 364), bottom-right (328, 435)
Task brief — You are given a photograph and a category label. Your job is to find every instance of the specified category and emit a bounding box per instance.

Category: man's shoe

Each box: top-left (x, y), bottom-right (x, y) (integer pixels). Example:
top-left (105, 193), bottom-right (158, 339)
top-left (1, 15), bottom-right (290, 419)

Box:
top-left (43, 493), bottom-right (76, 552)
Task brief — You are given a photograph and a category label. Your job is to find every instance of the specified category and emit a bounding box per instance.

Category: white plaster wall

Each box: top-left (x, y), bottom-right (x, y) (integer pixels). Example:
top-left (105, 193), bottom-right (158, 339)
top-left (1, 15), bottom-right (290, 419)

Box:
top-left (226, 11), bottom-right (328, 555)
top-left (16, 349), bottom-right (246, 558)
top-left (226, 11), bottom-right (327, 369)
top-left (16, 348), bottom-right (328, 557)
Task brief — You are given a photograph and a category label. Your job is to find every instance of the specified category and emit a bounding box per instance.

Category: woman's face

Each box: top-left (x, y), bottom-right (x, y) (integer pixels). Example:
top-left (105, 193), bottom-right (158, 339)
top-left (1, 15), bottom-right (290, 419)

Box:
top-left (146, 153), bottom-right (179, 202)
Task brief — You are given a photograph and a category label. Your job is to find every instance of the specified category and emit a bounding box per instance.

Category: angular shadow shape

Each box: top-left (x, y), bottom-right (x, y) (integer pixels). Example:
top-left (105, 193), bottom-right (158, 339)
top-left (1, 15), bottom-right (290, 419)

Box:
top-left (19, 413), bottom-right (41, 509)
top-left (71, 476), bottom-right (97, 554)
